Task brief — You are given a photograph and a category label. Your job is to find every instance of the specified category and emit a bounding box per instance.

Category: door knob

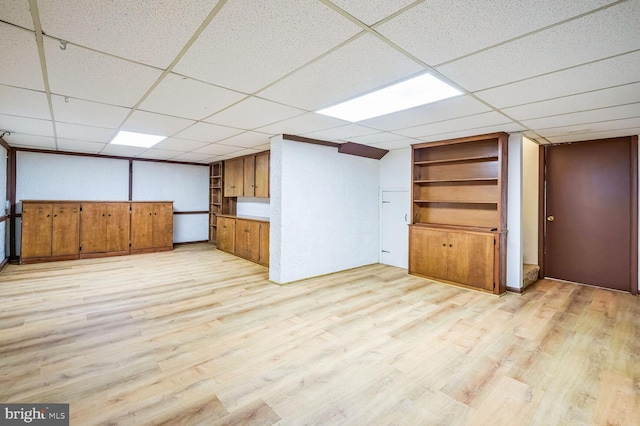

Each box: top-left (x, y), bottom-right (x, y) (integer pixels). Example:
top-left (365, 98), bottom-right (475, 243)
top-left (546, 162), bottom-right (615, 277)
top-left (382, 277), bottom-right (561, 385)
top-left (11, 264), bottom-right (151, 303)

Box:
top-left (547, 215), bottom-right (555, 222)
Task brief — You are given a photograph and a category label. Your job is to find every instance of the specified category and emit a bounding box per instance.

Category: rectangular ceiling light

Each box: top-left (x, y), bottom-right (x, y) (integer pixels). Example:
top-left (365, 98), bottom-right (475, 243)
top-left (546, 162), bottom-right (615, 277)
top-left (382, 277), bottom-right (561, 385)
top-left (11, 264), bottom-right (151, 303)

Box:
top-left (110, 130), bottom-right (166, 148)
top-left (316, 73), bottom-right (462, 122)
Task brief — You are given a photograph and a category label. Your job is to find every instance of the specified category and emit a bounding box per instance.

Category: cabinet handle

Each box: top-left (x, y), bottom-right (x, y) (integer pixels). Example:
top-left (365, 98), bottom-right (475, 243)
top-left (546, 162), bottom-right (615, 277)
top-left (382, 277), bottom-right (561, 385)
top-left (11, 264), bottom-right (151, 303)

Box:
top-left (54, 215), bottom-right (57, 217)
top-left (245, 229), bottom-right (249, 233)
top-left (449, 244), bottom-right (453, 247)
top-left (442, 243), bottom-right (445, 247)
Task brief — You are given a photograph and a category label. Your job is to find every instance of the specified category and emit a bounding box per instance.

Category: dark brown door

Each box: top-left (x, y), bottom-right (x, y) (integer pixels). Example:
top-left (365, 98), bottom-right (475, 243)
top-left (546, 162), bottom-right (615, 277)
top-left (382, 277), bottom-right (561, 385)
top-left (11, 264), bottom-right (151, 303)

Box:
top-left (545, 137), bottom-right (636, 292)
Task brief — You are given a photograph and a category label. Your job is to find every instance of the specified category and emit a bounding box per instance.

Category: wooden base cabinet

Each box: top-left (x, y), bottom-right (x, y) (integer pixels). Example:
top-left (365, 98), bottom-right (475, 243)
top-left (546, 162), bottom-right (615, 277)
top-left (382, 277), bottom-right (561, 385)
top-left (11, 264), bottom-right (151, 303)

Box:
top-left (21, 201), bottom-right (80, 264)
top-left (131, 202), bottom-right (173, 254)
top-left (216, 215), bottom-right (269, 266)
top-left (80, 202), bottom-right (130, 258)
top-left (21, 200), bottom-right (174, 264)
top-left (409, 226), bottom-right (503, 294)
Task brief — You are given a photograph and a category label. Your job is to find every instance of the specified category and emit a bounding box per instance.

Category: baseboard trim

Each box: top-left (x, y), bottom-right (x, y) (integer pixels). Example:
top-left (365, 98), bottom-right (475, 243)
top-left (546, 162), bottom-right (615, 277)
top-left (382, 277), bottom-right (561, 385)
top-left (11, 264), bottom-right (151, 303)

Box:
top-left (506, 286), bottom-right (524, 294)
top-left (173, 240), bottom-right (210, 247)
top-left (0, 257), bottom-right (8, 272)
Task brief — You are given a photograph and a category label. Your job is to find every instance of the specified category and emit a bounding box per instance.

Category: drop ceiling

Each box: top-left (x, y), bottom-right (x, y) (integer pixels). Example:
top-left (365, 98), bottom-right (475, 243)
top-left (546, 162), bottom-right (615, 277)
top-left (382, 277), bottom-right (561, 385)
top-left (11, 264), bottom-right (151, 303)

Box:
top-left (0, 0), bottom-right (638, 164)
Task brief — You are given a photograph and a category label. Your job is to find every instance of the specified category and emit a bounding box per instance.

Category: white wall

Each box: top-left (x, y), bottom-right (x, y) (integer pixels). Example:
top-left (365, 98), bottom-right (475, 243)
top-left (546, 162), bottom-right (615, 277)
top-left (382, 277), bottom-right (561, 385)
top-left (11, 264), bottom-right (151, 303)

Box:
top-left (270, 135), bottom-right (380, 284)
top-left (16, 152), bottom-right (129, 211)
top-left (507, 134), bottom-right (523, 290)
top-left (132, 161), bottom-right (209, 242)
top-left (237, 197), bottom-right (270, 218)
top-left (522, 137), bottom-right (539, 265)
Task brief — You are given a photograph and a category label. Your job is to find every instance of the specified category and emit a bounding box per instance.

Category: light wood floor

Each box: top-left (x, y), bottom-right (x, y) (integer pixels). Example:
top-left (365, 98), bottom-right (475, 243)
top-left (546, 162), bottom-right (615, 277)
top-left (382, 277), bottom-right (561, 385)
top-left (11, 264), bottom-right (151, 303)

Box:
top-left (0, 244), bottom-right (639, 425)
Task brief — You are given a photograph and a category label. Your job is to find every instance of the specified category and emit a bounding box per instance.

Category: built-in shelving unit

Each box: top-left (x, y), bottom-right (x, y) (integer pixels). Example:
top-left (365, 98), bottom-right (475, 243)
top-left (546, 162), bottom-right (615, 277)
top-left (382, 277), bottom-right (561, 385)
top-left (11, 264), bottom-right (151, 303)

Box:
top-left (209, 162), bottom-right (222, 243)
top-left (409, 132), bottom-right (508, 294)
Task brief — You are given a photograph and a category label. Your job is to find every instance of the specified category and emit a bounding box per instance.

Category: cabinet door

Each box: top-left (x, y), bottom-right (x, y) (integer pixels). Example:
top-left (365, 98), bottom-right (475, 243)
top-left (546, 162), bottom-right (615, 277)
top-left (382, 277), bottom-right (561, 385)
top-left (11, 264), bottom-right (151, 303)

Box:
top-left (409, 227), bottom-right (447, 279)
top-left (447, 232), bottom-right (494, 291)
top-left (80, 203), bottom-right (107, 254)
top-left (224, 158), bottom-right (244, 197)
top-left (243, 155), bottom-right (255, 197)
top-left (152, 202), bottom-right (173, 249)
top-left (51, 203), bottom-right (80, 256)
top-left (217, 217), bottom-right (235, 253)
top-left (131, 203), bottom-right (154, 250)
top-left (105, 203), bottom-right (130, 253)
top-left (236, 219), bottom-right (260, 262)
top-left (254, 152), bottom-right (269, 198)
top-left (259, 222), bottom-right (269, 266)
top-left (21, 203), bottom-right (53, 258)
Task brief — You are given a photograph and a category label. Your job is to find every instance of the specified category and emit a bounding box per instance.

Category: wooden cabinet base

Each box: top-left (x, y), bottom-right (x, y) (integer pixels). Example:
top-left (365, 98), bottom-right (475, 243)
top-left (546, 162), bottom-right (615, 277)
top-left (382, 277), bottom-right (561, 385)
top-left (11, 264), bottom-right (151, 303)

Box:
top-left (216, 215), bottom-right (269, 266)
top-left (80, 250), bottom-right (131, 259)
top-left (130, 246), bottom-right (173, 255)
top-left (21, 254), bottom-right (80, 265)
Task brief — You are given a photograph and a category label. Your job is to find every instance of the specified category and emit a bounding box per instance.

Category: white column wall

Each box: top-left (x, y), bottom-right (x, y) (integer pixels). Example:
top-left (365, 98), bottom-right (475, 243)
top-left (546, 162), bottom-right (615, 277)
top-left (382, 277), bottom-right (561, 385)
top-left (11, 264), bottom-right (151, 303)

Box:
top-left (522, 137), bottom-right (539, 265)
top-left (507, 134), bottom-right (523, 290)
top-left (270, 135), bottom-right (380, 284)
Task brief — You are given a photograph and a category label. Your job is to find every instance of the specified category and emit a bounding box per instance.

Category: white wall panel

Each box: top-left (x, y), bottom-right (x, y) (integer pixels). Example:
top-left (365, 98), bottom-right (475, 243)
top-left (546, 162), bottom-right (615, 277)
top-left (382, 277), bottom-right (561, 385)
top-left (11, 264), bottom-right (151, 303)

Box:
top-left (132, 161), bottom-right (208, 211)
top-left (270, 135), bottom-right (379, 284)
top-left (173, 214), bottom-right (208, 243)
top-left (16, 151), bottom-right (129, 212)
top-left (379, 148), bottom-right (410, 190)
top-left (237, 197), bottom-right (270, 218)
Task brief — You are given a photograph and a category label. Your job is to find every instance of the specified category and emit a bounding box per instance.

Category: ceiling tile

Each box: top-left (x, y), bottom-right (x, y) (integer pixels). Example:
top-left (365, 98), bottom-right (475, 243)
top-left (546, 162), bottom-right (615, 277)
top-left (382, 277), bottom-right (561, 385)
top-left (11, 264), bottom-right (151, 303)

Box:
top-left (51, 95), bottom-right (131, 128)
top-left (174, 122), bottom-right (243, 143)
top-left (0, 0), bottom-right (35, 30)
top-left (258, 33), bottom-right (424, 110)
top-left (253, 143), bottom-right (271, 151)
top-left (346, 132), bottom-right (409, 144)
top-left (377, 0), bottom-right (616, 66)
top-left (474, 51), bottom-right (640, 108)
top-left (503, 83), bottom-right (640, 121)
top-left (0, 85), bottom-right (50, 119)
top-left (359, 95), bottom-right (491, 131)
top-left (546, 127), bottom-right (640, 143)
top-left (139, 74), bottom-right (246, 120)
top-left (55, 122), bottom-right (115, 143)
top-left (0, 114), bottom-right (53, 136)
top-left (193, 143), bottom-right (244, 156)
top-left (38, 0), bottom-right (219, 68)
top-left (122, 110), bottom-right (195, 137)
top-left (5, 134), bottom-right (56, 149)
top-left (224, 148), bottom-right (262, 158)
top-left (137, 149), bottom-right (180, 160)
top-left (171, 152), bottom-right (214, 163)
top-left (394, 111), bottom-right (513, 138)
top-left (522, 103), bottom-right (640, 130)
top-left (256, 112), bottom-right (348, 136)
top-left (100, 144), bottom-right (148, 156)
top-left (205, 97), bottom-right (305, 129)
top-left (216, 131), bottom-right (271, 148)
top-left (436, 1), bottom-right (640, 91)
top-left (173, 0), bottom-right (361, 93)
top-left (44, 38), bottom-right (162, 107)
top-left (153, 137), bottom-right (208, 152)
top-left (328, 0), bottom-right (415, 26)
top-left (536, 116), bottom-right (640, 138)
top-left (369, 139), bottom-right (416, 150)
top-left (0, 24), bottom-right (44, 90)
top-left (302, 124), bottom-right (380, 141)
top-left (56, 138), bottom-right (106, 154)
top-left (419, 122), bottom-right (527, 143)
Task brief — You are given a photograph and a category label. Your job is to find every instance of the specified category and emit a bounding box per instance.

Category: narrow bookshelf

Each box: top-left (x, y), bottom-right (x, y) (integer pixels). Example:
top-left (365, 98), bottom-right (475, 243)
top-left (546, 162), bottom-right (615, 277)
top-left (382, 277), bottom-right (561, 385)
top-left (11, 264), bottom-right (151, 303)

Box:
top-left (209, 161), bottom-right (223, 243)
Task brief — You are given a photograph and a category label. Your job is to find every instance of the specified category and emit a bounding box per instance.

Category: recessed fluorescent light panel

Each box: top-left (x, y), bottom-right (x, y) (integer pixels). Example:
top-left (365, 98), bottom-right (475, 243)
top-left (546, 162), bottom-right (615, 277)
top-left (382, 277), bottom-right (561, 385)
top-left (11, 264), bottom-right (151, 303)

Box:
top-left (110, 130), bottom-right (166, 148)
top-left (316, 73), bottom-right (462, 122)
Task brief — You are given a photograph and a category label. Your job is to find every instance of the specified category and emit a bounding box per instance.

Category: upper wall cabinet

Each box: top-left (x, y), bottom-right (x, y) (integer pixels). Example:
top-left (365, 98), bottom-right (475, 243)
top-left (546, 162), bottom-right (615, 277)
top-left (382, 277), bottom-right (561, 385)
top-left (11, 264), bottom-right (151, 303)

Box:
top-left (223, 152), bottom-right (269, 199)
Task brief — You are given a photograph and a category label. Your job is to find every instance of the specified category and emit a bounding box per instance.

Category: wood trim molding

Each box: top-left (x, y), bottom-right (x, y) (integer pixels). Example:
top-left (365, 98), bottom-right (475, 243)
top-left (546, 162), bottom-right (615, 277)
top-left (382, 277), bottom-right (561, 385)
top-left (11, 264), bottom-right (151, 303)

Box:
top-left (14, 147), bottom-right (209, 167)
top-left (506, 285), bottom-right (525, 294)
top-left (173, 240), bottom-right (209, 246)
top-left (0, 215), bottom-right (8, 222)
top-left (412, 132), bottom-right (509, 149)
top-left (0, 257), bottom-right (8, 272)
top-left (8, 148), bottom-right (16, 261)
top-left (128, 159), bottom-right (133, 201)
top-left (538, 144), bottom-right (546, 278)
top-left (283, 134), bottom-right (389, 160)
top-left (283, 134), bottom-right (340, 148)
top-left (0, 137), bottom-right (10, 151)
top-left (173, 211), bottom-right (209, 215)
top-left (337, 142), bottom-right (388, 160)
top-left (630, 135), bottom-right (638, 295)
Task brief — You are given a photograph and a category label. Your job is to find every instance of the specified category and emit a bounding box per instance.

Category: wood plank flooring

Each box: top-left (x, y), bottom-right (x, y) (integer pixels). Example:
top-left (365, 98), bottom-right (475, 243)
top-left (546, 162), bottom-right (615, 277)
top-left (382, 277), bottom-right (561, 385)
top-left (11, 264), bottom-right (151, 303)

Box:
top-left (1, 243), bottom-right (639, 425)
